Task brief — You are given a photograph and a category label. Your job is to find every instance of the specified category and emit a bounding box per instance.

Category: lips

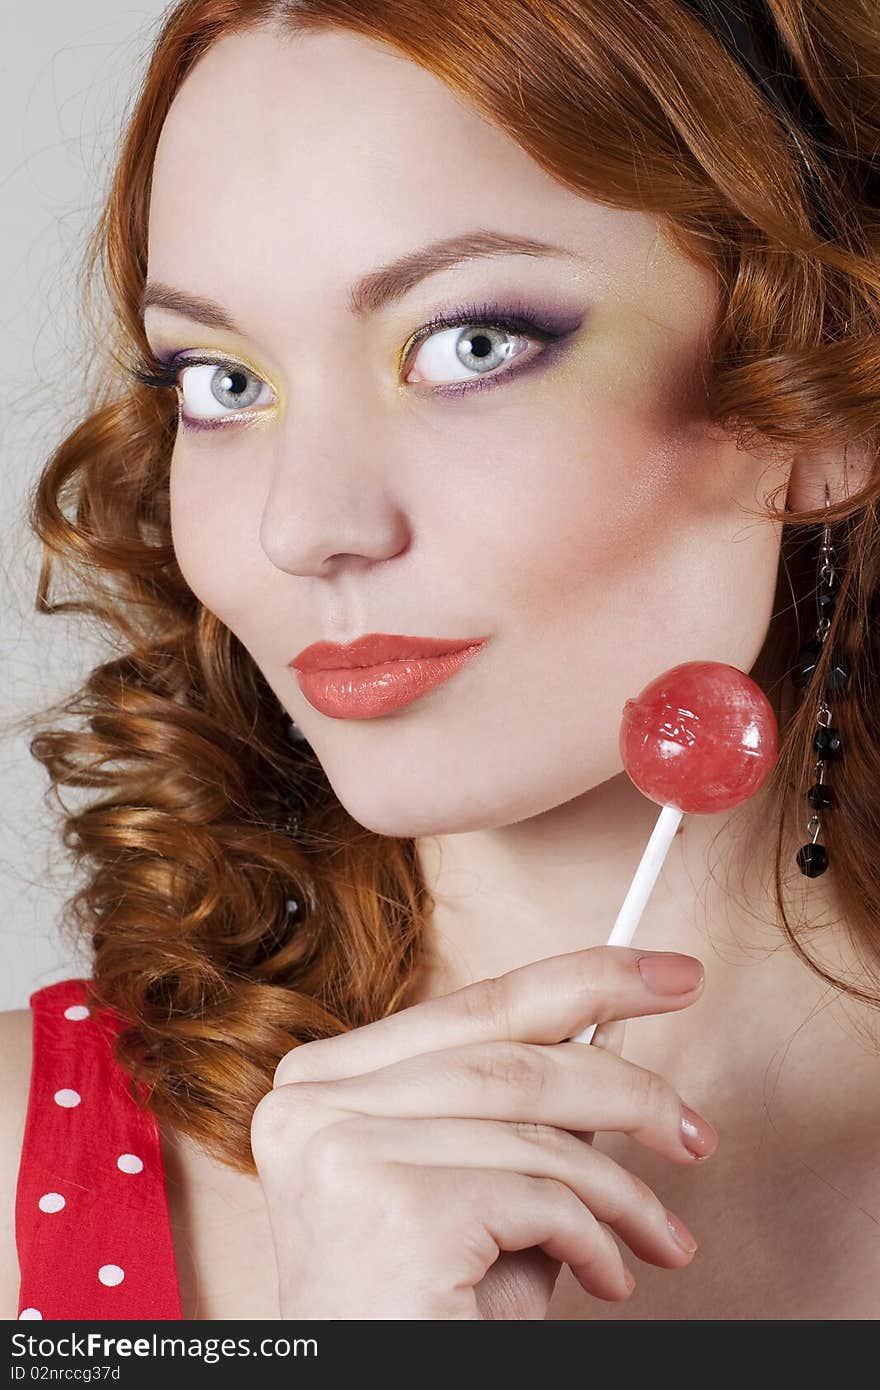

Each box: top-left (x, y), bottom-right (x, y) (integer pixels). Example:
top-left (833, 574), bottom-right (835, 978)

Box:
top-left (289, 634), bottom-right (489, 719)
top-left (290, 633), bottom-right (487, 673)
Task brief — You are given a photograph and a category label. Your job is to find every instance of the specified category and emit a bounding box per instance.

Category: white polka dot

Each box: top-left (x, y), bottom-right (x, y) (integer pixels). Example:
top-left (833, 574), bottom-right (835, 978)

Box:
top-left (117, 1153), bottom-right (143, 1174)
top-left (53, 1089), bottom-right (81, 1108)
top-left (63, 1004), bottom-right (90, 1021)
top-left (38, 1193), bottom-right (65, 1213)
top-left (19, 1308), bottom-right (42, 1319)
top-left (98, 1265), bottom-right (125, 1287)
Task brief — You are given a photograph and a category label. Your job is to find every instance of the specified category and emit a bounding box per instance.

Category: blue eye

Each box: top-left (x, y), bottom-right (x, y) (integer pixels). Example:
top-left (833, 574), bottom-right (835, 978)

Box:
top-left (401, 308), bottom-right (563, 396)
top-left (130, 355), bottom-right (275, 430)
top-left (176, 360), bottom-right (275, 425)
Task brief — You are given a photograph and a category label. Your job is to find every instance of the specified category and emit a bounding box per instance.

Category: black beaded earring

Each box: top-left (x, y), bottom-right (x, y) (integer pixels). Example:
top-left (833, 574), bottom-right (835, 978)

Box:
top-left (791, 481), bottom-right (849, 877)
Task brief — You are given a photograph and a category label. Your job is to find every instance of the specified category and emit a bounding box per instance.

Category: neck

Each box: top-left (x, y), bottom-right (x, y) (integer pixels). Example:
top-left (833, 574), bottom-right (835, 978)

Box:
top-left (409, 772), bottom-right (830, 1011)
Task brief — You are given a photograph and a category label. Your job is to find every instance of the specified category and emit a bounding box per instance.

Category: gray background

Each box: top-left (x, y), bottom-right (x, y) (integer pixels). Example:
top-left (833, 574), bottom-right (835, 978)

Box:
top-left (1, 5), bottom-right (169, 1009)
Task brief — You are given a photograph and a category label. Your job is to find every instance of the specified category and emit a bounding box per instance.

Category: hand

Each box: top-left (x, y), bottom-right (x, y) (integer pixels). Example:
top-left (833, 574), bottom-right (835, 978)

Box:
top-left (250, 946), bottom-right (716, 1319)
top-left (471, 1014), bottom-right (628, 1320)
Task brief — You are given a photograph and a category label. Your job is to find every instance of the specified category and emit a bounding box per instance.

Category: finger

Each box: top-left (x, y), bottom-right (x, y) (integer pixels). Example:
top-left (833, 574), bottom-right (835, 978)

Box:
top-left (590, 1018), bottom-right (626, 1056)
top-left (321, 1111), bottom-right (697, 1270)
top-left (274, 946), bottom-right (703, 1086)
top-left (474, 1247), bottom-right (561, 1320)
top-left (411, 1163), bottom-right (635, 1303)
top-left (574, 1017), bottom-right (625, 1144)
top-left (291, 1037), bottom-right (718, 1167)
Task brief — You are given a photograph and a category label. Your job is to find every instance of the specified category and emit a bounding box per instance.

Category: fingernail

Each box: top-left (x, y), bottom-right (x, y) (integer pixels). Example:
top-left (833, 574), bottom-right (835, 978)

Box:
top-left (637, 953), bottom-right (704, 995)
top-left (666, 1210), bottom-right (698, 1256)
top-left (681, 1104), bottom-right (718, 1160)
top-left (622, 1266), bottom-right (636, 1294)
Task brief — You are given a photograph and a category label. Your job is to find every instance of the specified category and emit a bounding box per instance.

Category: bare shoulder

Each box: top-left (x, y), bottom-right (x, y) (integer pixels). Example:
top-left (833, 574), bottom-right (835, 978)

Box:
top-left (0, 1008), bottom-right (34, 1319)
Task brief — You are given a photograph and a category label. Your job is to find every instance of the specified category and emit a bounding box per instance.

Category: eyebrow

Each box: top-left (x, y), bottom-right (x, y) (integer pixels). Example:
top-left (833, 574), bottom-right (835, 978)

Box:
top-left (139, 229), bottom-right (571, 332)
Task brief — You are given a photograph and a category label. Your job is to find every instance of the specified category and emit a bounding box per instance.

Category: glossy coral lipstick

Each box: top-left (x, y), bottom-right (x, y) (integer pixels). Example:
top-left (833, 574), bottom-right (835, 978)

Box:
top-left (289, 634), bottom-right (488, 720)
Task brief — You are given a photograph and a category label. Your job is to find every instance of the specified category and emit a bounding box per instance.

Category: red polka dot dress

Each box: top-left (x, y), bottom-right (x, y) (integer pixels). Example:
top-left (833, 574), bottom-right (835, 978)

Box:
top-left (15, 978), bottom-right (183, 1319)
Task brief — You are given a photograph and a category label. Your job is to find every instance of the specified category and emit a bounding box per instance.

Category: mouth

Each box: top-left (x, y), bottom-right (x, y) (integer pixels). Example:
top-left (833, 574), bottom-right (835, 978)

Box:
top-left (289, 632), bottom-right (488, 673)
top-left (289, 635), bottom-right (488, 720)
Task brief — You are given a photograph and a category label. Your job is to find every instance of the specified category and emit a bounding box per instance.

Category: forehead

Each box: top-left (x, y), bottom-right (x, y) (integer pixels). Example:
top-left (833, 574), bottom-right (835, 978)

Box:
top-left (150, 25), bottom-right (570, 229)
top-left (146, 26), bottom-right (687, 339)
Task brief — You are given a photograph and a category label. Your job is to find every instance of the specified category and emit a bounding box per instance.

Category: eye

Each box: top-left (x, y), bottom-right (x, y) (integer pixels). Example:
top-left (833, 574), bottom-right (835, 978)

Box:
top-left (405, 322), bottom-right (535, 387)
top-left (174, 359), bottom-right (275, 425)
top-left (401, 306), bottom-right (566, 396)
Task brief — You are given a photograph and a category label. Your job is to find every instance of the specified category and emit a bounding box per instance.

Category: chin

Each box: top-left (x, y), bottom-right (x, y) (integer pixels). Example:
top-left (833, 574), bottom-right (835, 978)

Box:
top-left (326, 778), bottom-right (596, 840)
top-left (318, 732), bottom-right (624, 839)
top-left (336, 800), bottom-right (487, 839)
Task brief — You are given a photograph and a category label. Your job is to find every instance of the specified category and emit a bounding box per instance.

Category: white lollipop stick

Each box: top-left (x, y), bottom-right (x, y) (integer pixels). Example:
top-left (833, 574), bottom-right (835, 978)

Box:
top-left (569, 803), bottom-right (684, 1045)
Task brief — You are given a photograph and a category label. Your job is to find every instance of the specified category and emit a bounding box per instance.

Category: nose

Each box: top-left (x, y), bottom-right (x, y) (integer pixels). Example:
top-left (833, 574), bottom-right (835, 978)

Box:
top-left (258, 409), bottom-right (411, 577)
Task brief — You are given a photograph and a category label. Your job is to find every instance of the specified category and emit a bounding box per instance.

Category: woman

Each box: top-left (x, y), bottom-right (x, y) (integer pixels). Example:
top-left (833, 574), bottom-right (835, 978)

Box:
top-left (4, 0), bottom-right (879, 1319)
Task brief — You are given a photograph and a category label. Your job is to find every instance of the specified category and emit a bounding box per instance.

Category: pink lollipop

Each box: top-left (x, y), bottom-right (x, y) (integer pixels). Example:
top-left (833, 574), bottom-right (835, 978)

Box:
top-left (571, 661), bottom-right (778, 1045)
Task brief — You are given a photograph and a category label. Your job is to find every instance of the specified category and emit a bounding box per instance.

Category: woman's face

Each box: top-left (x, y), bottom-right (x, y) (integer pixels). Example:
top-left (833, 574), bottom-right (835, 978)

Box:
top-left (146, 25), bottom-right (788, 837)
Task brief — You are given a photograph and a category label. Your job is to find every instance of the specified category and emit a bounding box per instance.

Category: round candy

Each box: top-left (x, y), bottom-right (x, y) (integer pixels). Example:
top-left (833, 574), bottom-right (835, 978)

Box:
top-left (619, 661), bottom-right (778, 814)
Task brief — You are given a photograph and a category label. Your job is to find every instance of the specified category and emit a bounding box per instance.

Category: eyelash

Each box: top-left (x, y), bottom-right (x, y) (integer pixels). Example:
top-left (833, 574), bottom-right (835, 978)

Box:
top-left (130, 297), bottom-right (572, 423)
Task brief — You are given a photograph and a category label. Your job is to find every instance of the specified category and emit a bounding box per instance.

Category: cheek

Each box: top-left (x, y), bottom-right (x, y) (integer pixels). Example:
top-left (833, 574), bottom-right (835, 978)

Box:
top-left (448, 341), bottom-right (703, 629)
top-left (442, 306), bottom-right (775, 700)
top-left (169, 450), bottom-right (212, 598)
top-left (168, 447), bottom-right (259, 622)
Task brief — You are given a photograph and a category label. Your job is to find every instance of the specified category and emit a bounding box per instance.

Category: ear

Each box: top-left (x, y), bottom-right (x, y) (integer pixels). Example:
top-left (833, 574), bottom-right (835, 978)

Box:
top-left (785, 437), bottom-right (874, 513)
